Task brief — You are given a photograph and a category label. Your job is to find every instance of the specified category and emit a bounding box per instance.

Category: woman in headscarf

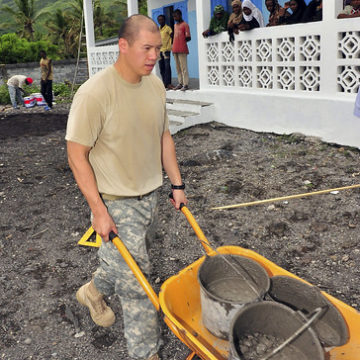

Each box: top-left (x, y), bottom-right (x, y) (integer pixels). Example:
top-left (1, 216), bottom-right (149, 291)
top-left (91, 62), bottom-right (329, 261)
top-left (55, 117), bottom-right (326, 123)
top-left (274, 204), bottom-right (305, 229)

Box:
top-left (227, 0), bottom-right (243, 41)
top-left (238, 0), bottom-right (265, 31)
top-left (265, 0), bottom-right (290, 26)
top-left (279, 0), bottom-right (307, 25)
top-left (202, 5), bottom-right (230, 37)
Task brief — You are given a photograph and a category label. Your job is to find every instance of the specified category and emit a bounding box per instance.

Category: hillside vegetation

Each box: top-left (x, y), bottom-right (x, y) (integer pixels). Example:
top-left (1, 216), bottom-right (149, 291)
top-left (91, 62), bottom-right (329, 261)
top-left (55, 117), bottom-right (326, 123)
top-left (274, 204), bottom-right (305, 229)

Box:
top-left (0, 0), bottom-right (125, 36)
top-left (0, 0), bottom-right (144, 62)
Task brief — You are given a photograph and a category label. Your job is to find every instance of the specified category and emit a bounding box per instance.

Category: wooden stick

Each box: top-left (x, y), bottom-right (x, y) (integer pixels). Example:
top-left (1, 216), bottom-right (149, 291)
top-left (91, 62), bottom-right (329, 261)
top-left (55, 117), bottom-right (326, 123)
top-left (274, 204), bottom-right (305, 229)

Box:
top-left (211, 184), bottom-right (360, 210)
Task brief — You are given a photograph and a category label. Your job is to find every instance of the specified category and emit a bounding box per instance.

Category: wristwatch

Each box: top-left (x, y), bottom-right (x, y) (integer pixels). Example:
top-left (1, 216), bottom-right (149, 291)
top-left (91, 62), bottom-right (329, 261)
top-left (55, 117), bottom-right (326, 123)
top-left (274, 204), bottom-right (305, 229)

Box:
top-left (171, 183), bottom-right (185, 190)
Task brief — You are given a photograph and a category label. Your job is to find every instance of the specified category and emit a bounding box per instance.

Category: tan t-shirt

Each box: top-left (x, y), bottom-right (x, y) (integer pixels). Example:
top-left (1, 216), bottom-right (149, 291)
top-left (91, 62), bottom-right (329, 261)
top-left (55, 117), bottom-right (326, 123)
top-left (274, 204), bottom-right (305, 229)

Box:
top-left (7, 75), bottom-right (27, 88)
top-left (66, 65), bottom-right (169, 196)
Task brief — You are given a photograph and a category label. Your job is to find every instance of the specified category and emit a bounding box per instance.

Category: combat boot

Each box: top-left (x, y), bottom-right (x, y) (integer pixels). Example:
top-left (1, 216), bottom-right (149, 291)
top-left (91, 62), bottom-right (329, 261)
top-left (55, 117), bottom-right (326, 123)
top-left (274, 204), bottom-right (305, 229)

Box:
top-left (76, 280), bottom-right (115, 327)
top-left (147, 354), bottom-right (159, 360)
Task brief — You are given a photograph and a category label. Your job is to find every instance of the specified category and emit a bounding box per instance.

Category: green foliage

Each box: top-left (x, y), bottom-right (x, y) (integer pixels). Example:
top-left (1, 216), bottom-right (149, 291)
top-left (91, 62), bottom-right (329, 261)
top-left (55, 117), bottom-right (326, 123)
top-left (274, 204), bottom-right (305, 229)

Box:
top-left (53, 82), bottom-right (73, 99)
top-left (52, 82), bottom-right (81, 103)
top-left (0, 0), bottom-right (129, 61)
top-left (1, 0), bottom-right (49, 40)
top-left (0, 84), bottom-right (11, 104)
top-left (139, 0), bottom-right (148, 15)
top-left (0, 33), bottom-right (58, 63)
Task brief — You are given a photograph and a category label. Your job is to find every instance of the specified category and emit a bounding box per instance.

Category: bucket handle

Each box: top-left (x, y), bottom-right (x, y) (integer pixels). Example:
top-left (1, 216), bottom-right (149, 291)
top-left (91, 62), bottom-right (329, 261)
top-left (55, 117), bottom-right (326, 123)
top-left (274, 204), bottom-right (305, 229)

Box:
top-left (260, 305), bottom-right (328, 360)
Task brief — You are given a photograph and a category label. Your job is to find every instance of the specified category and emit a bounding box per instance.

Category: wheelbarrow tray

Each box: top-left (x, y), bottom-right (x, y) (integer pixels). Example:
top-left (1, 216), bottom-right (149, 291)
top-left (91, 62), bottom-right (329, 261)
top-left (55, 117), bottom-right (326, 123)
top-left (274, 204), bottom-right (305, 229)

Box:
top-left (159, 245), bottom-right (360, 360)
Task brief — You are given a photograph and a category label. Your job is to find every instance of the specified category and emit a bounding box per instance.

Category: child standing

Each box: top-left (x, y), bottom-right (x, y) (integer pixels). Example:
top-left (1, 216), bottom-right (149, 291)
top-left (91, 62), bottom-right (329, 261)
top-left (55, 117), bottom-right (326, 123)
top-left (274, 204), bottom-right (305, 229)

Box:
top-left (172, 9), bottom-right (191, 91)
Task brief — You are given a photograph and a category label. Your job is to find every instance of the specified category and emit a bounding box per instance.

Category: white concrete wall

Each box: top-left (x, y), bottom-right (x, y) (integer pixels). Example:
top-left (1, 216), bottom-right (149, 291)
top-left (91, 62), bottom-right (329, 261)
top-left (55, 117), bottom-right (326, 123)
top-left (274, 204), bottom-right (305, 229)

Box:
top-left (175, 89), bottom-right (359, 148)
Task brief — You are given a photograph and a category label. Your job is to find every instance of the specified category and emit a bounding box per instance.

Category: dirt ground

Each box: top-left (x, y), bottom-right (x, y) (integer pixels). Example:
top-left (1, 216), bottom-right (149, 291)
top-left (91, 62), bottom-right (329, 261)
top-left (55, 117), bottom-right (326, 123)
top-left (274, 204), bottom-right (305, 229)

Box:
top-left (1, 103), bottom-right (360, 360)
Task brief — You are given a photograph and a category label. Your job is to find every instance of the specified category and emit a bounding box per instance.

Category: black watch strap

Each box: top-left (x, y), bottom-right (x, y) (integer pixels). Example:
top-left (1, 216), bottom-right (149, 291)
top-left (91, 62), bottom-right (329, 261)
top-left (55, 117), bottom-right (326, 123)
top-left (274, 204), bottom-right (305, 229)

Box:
top-left (171, 183), bottom-right (185, 190)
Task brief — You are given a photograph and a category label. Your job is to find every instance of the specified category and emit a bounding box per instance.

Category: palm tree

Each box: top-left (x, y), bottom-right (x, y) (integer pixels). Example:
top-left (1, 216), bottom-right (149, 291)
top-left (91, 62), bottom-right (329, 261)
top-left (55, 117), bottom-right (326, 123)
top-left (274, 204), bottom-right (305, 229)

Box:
top-left (113, 0), bottom-right (147, 16)
top-left (93, 0), bottom-right (116, 38)
top-left (44, 9), bottom-right (72, 57)
top-left (65, 0), bottom-right (86, 57)
top-left (1, 0), bottom-right (48, 40)
top-left (113, 0), bottom-right (128, 18)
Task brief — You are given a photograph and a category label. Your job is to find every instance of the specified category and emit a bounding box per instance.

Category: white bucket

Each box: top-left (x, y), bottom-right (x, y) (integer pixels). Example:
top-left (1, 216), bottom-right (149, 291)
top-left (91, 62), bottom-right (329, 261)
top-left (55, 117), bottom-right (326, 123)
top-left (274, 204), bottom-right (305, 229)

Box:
top-left (24, 96), bottom-right (36, 108)
top-left (31, 93), bottom-right (46, 106)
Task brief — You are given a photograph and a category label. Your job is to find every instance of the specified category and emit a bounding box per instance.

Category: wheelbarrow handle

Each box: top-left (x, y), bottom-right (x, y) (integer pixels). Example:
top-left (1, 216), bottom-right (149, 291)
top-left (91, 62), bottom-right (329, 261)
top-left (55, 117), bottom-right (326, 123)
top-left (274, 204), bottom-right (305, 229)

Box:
top-left (169, 193), bottom-right (213, 254)
top-left (109, 231), bottom-right (160, 311)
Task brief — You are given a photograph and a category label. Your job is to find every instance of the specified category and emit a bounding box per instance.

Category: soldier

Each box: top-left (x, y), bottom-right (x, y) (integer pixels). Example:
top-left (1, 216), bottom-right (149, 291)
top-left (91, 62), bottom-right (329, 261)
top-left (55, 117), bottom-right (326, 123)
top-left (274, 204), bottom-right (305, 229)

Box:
top-left (66, 14), bottom-right (187, 360)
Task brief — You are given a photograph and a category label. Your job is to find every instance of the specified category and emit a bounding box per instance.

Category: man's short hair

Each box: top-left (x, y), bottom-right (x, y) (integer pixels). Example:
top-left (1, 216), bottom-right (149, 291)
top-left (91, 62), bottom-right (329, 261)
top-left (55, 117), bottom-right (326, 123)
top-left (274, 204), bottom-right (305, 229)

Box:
top-left (173, 9), bottom-right (182, 16)
top-left (118, 14), bottom-right (159, 44)
top-left (157, 14), bottom-right (165, 20)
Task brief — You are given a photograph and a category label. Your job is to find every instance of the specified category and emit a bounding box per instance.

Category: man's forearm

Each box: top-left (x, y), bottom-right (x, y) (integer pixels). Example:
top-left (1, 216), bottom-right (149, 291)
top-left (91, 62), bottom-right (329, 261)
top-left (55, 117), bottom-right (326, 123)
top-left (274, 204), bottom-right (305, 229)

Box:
top-left (161, 131), bottom-right (187, 209)
top-left (67, 141), bottom-right (117, 240)
top-left (161, 131), bottom-right (182, 185)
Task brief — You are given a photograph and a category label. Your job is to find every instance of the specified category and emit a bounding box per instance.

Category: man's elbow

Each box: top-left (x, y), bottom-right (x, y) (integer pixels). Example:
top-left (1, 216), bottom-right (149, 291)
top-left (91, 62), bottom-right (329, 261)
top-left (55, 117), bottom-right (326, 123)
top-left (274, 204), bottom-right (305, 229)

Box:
top-left (66, 141), bottom-right (90, 168)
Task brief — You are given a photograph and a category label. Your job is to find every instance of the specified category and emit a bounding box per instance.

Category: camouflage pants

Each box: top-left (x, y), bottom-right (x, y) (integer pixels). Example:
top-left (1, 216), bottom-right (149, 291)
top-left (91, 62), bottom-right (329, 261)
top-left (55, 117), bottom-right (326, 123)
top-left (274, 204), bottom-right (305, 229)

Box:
top-left (93, 191), bottom-right (160, 359)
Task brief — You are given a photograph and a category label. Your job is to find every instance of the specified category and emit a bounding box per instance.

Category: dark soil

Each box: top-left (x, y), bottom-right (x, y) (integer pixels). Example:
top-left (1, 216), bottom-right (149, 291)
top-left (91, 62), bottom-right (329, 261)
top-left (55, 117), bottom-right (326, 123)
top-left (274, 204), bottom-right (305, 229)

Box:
top-left (1, 104), bottom-right (360, 360)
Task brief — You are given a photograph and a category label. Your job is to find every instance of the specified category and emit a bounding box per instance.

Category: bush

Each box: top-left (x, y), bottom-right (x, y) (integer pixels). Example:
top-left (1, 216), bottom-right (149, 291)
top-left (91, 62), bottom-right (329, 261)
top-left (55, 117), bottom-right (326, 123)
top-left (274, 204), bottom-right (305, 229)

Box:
top-left (0, 84), bottom-right (10, 105)
top-left (0, 33), bottom-right (59, 64)
top-left (53, 82), bottom-right (81, 103)
top-left (53, 83), bottom-right (72, 98)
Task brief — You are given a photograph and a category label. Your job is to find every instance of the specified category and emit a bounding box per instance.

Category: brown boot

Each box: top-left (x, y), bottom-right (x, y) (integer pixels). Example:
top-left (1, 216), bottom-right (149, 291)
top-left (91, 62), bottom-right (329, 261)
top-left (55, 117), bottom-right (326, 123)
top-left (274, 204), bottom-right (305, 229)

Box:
top-left (76, 280), bottom-right (115, 327)
top-left (147, 354), bottom-right (160, 360)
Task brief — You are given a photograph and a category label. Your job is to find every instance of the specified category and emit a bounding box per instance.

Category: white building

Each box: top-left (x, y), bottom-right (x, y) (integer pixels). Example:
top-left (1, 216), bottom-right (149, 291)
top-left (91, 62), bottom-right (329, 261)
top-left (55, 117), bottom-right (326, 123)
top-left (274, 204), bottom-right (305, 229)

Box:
top-left (83, 0), bottom-right (360, 148)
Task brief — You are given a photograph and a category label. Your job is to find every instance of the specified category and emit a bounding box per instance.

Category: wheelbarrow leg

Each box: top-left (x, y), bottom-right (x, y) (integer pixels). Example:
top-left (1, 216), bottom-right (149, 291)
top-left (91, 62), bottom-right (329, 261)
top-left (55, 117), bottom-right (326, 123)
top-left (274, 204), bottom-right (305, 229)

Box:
top-left (186, 353), bottom-right (201, 360)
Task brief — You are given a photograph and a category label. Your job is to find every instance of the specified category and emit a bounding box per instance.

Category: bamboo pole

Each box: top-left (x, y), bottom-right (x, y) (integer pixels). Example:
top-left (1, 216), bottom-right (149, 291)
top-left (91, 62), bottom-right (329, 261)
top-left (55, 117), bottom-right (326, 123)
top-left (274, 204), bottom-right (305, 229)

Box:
top-left (211, 184), bottom-right (360, 210)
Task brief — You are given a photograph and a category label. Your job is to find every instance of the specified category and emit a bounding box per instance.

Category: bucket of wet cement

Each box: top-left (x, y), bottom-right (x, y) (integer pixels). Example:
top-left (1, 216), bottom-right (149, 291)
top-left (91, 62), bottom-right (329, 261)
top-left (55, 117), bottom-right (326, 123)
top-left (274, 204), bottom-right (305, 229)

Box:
top-left (198, 254), bottom-right (270, 339)
top-left (229, 301), bottom-right (325, 360)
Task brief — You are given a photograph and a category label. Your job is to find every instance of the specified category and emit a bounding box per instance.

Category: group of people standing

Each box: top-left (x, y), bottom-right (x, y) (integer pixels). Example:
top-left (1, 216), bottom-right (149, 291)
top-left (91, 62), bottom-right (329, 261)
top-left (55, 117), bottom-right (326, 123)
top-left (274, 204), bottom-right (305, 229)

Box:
top-left (203, 0), bottom-right (324, 42)
top-left (157, 9), bottom-right (191, 91)
top-left (6, 50), bottom-right (53, 110)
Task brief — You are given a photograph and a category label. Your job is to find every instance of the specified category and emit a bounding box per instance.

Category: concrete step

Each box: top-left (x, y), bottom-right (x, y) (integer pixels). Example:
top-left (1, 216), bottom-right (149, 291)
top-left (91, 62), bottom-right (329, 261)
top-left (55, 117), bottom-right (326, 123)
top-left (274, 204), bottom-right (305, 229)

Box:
top-left (166, 91), bottom-right (215, 134)
top-left (168, 108), bottom-right (198, 119)
top-left (166, 98), bottom-right (213, 113)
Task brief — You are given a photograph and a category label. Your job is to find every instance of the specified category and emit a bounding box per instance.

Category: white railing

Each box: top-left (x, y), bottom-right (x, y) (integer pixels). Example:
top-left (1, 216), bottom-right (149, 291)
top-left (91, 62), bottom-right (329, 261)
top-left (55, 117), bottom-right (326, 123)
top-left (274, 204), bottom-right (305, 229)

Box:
top-left (88, 45), bottom-right (119, 76)
top-left (199, 17), bottom-right (360, 97)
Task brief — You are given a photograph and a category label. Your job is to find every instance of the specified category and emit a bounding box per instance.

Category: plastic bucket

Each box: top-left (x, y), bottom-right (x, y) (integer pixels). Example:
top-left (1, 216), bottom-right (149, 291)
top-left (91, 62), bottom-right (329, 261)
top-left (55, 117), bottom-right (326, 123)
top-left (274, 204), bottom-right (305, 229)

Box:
top-left (229, 301), bottom-right (325, 360)
top-left (31, 93), bottom-right (46, 106)
top-left (198, 254), bottom-right (270, 339)
top-left (24, 96), bottom-right (36, 108)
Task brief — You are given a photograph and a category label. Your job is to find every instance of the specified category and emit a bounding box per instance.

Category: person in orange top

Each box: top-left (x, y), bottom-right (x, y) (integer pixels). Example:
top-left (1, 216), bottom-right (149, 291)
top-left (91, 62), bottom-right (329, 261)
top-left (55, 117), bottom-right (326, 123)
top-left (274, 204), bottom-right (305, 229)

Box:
top-left (172, 9), bottom-right (191, 91)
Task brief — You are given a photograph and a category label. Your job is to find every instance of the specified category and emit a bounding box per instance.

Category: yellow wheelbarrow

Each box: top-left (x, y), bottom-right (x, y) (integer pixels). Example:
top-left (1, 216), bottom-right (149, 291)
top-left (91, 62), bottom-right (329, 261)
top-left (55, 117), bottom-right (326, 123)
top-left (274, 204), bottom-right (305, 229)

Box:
top-left (106, 204), bottom-right (360, 360)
